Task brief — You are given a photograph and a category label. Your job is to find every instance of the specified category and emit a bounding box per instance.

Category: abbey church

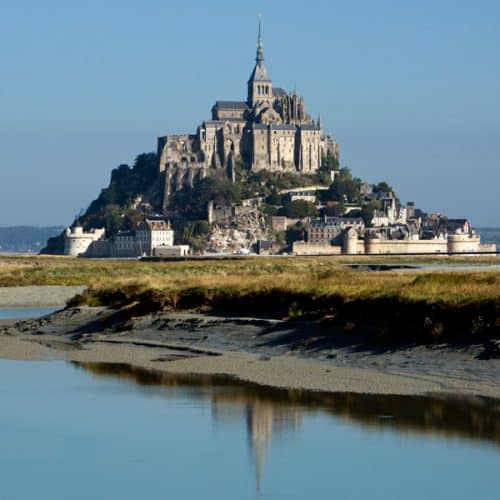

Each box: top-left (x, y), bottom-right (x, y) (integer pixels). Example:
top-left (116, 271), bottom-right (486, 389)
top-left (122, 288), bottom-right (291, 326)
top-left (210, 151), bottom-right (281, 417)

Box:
top-left (158, 20), bottom-right (339, 207)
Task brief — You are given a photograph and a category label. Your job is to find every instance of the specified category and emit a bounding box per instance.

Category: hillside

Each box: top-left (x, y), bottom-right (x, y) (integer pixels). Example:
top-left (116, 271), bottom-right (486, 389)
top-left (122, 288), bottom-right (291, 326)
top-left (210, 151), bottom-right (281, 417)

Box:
top-left (40, 145), bottom-right (414, 256)
top-left (41, 153), bottom-right (161, 254)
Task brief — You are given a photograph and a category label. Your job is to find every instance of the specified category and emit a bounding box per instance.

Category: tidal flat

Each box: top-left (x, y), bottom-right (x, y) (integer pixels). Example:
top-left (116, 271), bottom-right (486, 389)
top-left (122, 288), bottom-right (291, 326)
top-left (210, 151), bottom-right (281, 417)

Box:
top-left (0, 253), bottom-right (499, 399)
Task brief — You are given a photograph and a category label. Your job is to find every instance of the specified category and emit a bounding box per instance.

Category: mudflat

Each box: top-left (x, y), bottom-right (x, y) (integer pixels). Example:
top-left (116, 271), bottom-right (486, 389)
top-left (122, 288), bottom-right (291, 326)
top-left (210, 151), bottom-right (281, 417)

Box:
top-left (1, 305), bottom-right (499, 398)
top-left (0, 285), bottom-right (86, 308)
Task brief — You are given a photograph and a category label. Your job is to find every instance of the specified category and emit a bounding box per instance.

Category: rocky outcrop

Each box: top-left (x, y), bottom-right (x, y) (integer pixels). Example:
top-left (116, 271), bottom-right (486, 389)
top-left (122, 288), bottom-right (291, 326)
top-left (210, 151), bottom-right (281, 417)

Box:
top-left (207, 209), bottom-right (271, 253)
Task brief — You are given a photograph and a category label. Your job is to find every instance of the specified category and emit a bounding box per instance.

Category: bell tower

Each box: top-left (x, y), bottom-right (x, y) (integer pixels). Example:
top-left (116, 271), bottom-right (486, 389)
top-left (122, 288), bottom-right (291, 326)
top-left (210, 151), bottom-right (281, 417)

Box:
top-left (247, 15), bottom-right (273, 107)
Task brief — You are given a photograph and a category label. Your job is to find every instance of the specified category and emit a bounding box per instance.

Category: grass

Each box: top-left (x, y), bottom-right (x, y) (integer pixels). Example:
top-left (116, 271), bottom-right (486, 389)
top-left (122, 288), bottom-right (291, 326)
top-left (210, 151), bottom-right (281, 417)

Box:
top-left (1, 255), bottom-right (499, 343)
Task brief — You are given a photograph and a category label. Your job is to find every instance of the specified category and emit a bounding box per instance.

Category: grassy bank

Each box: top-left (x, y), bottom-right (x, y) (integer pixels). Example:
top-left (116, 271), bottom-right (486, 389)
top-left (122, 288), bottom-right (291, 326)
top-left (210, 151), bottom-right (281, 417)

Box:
top-left (1, 255), bottom-right (499, 344)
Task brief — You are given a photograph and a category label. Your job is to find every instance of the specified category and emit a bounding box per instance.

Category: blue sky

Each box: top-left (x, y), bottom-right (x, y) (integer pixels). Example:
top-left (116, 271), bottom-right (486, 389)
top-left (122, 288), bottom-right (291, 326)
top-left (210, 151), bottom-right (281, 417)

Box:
top-left (1, 0), bottom-right (499, 226)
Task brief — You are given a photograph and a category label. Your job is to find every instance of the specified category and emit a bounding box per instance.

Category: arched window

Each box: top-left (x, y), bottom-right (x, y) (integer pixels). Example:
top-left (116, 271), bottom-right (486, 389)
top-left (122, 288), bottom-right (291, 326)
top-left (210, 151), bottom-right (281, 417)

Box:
top-left (266, 86), bottom-right (269, 95)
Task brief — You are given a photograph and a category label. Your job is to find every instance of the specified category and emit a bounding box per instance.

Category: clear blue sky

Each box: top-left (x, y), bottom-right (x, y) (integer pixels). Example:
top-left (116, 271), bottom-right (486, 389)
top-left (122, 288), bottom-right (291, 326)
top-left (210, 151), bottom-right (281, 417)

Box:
top-left (1, 0), bottom-right (499, 226)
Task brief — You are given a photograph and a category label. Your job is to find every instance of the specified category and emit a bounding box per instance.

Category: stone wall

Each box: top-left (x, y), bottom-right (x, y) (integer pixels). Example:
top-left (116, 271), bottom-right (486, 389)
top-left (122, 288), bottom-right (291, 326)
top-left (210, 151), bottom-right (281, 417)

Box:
top-left (293, 241), bottom-right (342, 255)
top-left (364, 238), bottom-right (448, 254)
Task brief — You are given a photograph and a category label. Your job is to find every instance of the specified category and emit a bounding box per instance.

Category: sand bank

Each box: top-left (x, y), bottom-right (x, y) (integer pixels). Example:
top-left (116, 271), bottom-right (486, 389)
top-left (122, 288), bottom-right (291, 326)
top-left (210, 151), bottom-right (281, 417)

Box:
top-left (0, 286), bottom-right (86, 308)
top-left (1, 306), bottom-right (499, 398)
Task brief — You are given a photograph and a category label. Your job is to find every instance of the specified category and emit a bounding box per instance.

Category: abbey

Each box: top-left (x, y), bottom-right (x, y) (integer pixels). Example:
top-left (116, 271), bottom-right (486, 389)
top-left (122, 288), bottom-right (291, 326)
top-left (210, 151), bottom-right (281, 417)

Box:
top-left (158, 20), bottom-right (338, 208)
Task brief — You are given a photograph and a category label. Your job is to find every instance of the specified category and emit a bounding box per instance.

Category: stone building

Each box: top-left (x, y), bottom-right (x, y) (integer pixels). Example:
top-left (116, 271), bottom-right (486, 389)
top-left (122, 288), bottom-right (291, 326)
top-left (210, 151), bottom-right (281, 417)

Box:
top-left (136, 219), bottom-right (174, 257)
top-left (308, 216), bottom-right (365, 245)
top-left (64, 226), bottom-right (105, 257)
top-left (158, 19), bottom-right (339, 211)
top-left (63, 219), bottom-right (179, 258)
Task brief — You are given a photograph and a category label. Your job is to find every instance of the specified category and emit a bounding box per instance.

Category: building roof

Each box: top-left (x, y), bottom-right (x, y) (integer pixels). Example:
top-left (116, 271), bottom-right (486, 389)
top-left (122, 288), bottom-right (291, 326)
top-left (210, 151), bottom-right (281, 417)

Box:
top-left (248, 62), bottom-right (271, 83)
top-left (115, 230), bottom-right (135, 238)
top-left (270, 124), bottom-right (296, 131)
top-left (139, 219), bottom-right (172, 231)
top-left (273, 87), bottom-right (287, 97)
top-left (214, 101), bottom-right (250, 110)
top-left (309, 216), bottom-right (364, 228)
top-left (300, 124), bottom-right (320, 131)
top-left (248, 17), bottom-right (271, 83)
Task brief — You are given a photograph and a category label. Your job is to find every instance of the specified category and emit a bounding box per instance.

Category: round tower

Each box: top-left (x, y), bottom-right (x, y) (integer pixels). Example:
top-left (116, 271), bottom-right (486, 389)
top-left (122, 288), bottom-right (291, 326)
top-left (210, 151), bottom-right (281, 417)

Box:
top-left (343, 227), bottom-right (359, 255)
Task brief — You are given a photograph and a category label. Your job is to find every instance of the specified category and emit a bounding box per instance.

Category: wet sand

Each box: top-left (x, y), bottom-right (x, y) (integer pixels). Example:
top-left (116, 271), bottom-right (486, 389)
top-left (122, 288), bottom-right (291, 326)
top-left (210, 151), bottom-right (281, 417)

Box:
top-left (0, 288), bottom-right (499, 398)
top-left (0, 286), bottom-right (85, 308)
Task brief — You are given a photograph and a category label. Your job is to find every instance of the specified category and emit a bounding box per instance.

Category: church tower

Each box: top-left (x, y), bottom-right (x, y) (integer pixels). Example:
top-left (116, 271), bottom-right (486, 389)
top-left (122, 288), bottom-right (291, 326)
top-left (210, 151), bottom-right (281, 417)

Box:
top-left (247, 16), bottom-right (273, 107)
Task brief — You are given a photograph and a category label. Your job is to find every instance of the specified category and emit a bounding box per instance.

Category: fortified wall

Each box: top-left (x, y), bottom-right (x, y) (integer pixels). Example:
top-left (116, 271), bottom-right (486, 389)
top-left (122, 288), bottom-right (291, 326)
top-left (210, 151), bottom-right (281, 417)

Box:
top-left (293, 232), bottom-right (492, 256)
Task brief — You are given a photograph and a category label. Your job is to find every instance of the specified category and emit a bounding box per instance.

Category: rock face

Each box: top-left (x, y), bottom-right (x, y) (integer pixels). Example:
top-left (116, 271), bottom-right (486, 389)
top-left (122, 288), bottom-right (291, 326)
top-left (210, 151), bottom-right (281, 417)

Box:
top-left (207, 210), bottom-right (270, 253)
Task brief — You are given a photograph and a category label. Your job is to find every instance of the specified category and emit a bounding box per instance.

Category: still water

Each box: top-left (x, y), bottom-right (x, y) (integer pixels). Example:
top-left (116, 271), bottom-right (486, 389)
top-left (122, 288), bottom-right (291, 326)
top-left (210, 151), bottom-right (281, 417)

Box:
top-left (0, 360), bottom-right (498, 500)
top-left (0, 307), bottom-right (60, 320)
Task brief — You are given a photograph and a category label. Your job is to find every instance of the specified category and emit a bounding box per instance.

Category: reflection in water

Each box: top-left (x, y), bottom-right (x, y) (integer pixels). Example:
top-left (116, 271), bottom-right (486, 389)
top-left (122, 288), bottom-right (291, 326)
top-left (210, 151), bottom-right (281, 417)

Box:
top-left (73, 362), bottom-right (500, 491)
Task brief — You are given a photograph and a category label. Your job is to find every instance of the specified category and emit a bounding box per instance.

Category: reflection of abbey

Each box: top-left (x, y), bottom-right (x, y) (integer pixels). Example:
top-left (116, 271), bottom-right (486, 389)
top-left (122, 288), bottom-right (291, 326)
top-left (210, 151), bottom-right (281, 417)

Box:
top-left (158, 19), bottom-right (338, 207)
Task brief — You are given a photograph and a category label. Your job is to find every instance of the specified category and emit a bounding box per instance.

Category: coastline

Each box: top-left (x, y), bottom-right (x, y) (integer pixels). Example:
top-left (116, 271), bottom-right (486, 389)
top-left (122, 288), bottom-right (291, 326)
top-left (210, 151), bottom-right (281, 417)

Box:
top-left (1, 286), bottom-right (499, 399)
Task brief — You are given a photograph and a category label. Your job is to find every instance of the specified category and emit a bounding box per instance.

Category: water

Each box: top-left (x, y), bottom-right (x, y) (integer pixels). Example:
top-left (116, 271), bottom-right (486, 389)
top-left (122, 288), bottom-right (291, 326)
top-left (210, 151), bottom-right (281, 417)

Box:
top-left (477, 227), bottom-right (500, 248)
top-left (0, 307), bottom-right (60, 320)
top-left (0, 360), bottom-right (498, 500)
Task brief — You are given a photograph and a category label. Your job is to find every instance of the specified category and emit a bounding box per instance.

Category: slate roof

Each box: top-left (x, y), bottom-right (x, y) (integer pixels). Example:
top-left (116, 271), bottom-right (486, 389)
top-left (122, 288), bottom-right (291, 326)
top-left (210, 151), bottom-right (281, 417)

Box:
top-left (309, 216), bottom-right (364, 228)
top-left (248, 62), bottom-right (271, 82)
top-left (270, 124), bottom-right (297, 131)
top-left (215, 101), bottom-right (250, 110)
top-left (300, 124), bottom-right (320, 131)
top-left (273, 87), bottom-right (287, 97)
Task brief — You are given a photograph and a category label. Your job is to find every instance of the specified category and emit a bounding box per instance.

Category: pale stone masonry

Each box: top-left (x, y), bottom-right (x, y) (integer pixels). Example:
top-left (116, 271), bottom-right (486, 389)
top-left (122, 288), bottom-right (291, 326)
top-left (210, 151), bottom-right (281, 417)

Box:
top-left (63, 219), bottom-right (184, 258)
top-left (64, 226), bottom-right (105, 257)
top-left (158, 19), bottom-right (338, 211)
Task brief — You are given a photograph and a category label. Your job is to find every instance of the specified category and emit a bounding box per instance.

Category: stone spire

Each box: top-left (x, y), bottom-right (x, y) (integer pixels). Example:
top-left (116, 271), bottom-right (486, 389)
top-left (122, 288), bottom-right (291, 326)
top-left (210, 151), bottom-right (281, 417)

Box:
top-left (247, 14), bottom-right (273, 105)
top-left (256, 13), bottom-right (264, 64)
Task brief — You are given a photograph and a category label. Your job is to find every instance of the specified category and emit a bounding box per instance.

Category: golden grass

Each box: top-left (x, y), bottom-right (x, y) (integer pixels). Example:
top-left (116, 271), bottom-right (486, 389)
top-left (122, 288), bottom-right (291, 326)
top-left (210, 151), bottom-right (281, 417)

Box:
top-left (2, 255), bottom-right (499, 340)
top-left (0, 254), bottom-right (499, 306)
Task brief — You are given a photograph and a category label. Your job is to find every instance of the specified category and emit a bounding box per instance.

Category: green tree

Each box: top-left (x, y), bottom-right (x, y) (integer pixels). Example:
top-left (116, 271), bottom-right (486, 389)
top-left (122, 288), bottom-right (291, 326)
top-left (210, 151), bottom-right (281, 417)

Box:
top-left (182, 220), bottom-right (210, 252)
top-left (373, 181), bottom-right (393, 194)
top-left (285, 222), bottom-right (306, 246)
top-left (283, 200), bottom-right (319, 218)
top-left (171, 177), bottom-right (242, 219)
top-left (321, 151), bottom-right (339, 170)
top-left (265, 189), bottom-right (282, 205)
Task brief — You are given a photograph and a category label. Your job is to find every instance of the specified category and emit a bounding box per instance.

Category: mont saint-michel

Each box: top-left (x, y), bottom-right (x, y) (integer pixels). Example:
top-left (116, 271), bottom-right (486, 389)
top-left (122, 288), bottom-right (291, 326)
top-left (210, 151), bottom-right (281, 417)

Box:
top-left (158, 18), bottom-right (338, 207)
top-left (1, 6), bottom-right (500, 500)
top-left (40, 21), bottom-right (495, 259)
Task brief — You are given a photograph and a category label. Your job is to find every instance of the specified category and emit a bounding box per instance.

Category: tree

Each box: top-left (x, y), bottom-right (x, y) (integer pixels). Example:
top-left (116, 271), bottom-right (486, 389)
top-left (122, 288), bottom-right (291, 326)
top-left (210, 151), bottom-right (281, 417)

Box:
top-left (359, 200), bottom-right (381, 227)
top-left (285, 222), bottom-right (306, 246)
top-left (328, 178), bottom-right (361, 203)
top-left (265, 189), bottom-right (282, 205)
top-left (373, 181), bottom-right (393, 195)
top-left (321, 151), bottom-right (339, 171)
top-left (171, 177), bottom-right (242, 219)
top-left (182, 220), bottom-right (210, 252)
top-left (283, 200), bottom-right (318, 218)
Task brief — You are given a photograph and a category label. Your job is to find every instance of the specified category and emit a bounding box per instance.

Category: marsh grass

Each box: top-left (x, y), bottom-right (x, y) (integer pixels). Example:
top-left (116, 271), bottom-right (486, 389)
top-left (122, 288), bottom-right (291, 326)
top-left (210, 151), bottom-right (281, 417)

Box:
top-left (2, 255), bottom-right (500, 343)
